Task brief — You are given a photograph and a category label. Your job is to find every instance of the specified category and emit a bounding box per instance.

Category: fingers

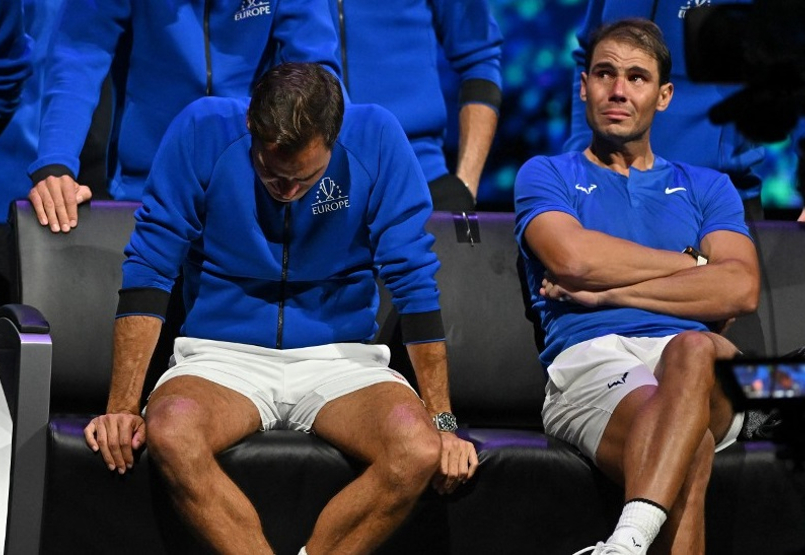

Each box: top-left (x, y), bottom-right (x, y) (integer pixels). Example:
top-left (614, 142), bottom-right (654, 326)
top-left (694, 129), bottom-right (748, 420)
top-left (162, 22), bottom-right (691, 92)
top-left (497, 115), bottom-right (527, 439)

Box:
top-left (84, 420), bottom-right (99, 452)
top-left (432, 433), bottom-right (479, 495)
top-left (76, 184), bottom-right (93, 205)
top-left (540, 277), bottom-right (570, 301)
top-left (28, 175), bottom-right (87, 233)
top-left (84, 414), bottom-right (146, 474)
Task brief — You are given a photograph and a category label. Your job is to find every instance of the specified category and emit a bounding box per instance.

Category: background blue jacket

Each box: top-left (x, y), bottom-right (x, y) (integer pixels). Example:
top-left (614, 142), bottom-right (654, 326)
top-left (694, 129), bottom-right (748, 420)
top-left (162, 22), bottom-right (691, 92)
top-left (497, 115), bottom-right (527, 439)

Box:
top-left (329, 0), bottom-right (503, 182)
top-left (563, 0), bottom-right (764, 201)
top-left (29, 0), bottom-right (341, 202)
top-left (121, 98), bottom-right (443, 350)
top-left (0, 0), bottom-right (31, 132)
top-left (0, 0), bottom-right (34, 223)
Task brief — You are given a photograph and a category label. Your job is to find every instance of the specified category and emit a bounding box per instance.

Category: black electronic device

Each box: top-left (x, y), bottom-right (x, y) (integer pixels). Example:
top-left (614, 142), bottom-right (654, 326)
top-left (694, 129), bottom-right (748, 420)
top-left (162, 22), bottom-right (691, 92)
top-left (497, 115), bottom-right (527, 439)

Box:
top-left (685, 0), bottom-right (805, 143)
top-left (717, 357), bottom-right (805, 462)
top-left (717, 358), bottom-right (805, 411)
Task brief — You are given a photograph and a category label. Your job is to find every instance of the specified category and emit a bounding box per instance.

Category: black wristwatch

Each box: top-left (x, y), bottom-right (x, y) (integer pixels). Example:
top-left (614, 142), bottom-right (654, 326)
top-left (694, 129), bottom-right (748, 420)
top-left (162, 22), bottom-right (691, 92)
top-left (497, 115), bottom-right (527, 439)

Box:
top-left (683, 245), bottom-right (709, 266)
top-left (432, 412), bottom-right (458, 433)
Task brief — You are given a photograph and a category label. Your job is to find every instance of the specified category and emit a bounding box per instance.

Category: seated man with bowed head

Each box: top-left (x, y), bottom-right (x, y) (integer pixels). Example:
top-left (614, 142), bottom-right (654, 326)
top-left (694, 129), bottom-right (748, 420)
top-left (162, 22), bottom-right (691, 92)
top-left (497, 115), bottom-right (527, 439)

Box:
top-left (514, 19), bottom-right (759, 555)
top-left (84, 62), bottom-right (477, 555)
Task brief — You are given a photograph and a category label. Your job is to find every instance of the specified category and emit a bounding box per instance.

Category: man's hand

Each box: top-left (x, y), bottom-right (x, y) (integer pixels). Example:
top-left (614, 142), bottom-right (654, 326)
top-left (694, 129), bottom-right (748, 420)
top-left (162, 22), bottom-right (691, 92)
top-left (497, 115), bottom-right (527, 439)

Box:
top-left (84, 412), bottom-right (146, 475)
top-left (431, 432), bottom-right (479, 495)
top-left (541, 273), bottom-right (603, 307)
top-left (28, 174), bottom-right (92, 233)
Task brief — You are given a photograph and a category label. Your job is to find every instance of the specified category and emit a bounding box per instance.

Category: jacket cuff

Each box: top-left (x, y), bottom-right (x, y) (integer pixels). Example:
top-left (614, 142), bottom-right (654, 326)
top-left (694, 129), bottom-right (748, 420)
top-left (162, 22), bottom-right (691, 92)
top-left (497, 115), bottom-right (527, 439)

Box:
top-left (29, 164), bottom-right (76, 185)
top-left (459, 79), bottom-right (502, 111)
top-left (400, 310), bottom-right (445, 344)
top-left (116, 287), bottom-right (171, 321)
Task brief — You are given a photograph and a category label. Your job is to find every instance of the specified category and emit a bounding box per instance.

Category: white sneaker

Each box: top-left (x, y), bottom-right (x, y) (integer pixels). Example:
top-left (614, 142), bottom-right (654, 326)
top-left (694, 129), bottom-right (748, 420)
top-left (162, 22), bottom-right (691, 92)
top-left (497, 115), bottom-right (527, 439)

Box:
top-left (571, 538), bottom-right (645, 555)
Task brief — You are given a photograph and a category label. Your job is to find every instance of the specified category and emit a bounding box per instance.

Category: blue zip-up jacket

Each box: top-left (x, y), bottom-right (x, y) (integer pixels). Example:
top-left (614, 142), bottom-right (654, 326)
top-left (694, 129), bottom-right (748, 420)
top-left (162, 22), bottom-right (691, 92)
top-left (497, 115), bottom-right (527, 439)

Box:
top-left (0, 0), bottom-right (32, 131)
top-left (120, 98), bottom-right (443, 350)
top-left (329, 0), bottom-right (503, 182)
top-left (0, 0), bottom-right (57, 224)
top-left (563, 0), bottom-right (764, 200)
top-left (29, 0), bottom-right (341, 202)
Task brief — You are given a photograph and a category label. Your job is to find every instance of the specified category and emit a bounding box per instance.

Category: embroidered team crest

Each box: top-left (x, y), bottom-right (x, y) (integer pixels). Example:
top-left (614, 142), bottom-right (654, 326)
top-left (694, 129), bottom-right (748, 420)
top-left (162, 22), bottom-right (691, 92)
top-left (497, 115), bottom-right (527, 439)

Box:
top-left (312, 177), bottom-right (350, 215)
top-left (678, 0), bottom-right (709, 19)
top-left (234, 0), bottom-right (271, 21)
top-left (575, 183), bottom-right (598, 195)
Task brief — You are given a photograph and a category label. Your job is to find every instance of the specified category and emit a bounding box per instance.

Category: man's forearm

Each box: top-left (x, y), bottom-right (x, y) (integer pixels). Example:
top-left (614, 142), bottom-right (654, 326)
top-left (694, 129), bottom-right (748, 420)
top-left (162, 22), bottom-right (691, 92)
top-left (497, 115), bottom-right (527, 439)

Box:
top-left (527, 215), bottom-right (695, 291)
top-left (455, 103), bottom-right (498, 198)
top-left (107, 315), bottom-right (163, 414)
top-left (405, 341), bottom-right (451, 416)
top-left (599, 260), bottom-right (759, 321)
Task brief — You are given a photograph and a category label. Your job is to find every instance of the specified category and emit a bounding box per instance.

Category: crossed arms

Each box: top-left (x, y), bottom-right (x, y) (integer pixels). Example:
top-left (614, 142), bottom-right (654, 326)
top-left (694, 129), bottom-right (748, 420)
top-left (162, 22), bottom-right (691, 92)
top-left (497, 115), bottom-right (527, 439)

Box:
top-left (523, 210), bottom-right (760, 321)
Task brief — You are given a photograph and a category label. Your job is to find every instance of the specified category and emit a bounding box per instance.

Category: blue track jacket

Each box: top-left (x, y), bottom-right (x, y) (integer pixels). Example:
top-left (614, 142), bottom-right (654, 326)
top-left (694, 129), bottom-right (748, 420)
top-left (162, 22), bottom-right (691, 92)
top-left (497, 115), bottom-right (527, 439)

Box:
top-left (120, 98), bottom-right (443, 350)
top-left (329, 0), bottom-right (502, 182)
top-left (29, 0), bottom-right (341, 202)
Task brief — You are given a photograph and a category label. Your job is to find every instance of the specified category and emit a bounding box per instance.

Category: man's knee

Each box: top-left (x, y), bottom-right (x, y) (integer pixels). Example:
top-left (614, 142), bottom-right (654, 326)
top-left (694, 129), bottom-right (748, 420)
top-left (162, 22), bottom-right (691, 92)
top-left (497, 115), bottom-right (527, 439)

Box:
top-left (379, 421), bottom-right (441, 491)
top-left (146, 395), bottom-right (211, 471)
top-left (661, 331), bottom-right (719, 387)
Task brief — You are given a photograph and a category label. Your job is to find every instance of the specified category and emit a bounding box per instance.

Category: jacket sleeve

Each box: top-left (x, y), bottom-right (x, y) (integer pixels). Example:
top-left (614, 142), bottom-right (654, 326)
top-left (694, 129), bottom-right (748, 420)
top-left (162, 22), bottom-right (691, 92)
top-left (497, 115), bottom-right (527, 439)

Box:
top-left (27, 0), bottom-right (130, 180)
top-left (0, 0), bottom-right (32, 132)
top-left (562, 0), bottom-right (603, 153)
top-left (431, 0), bottom-right (503, 110)
top-left (119, 102), bottom-right (209, 318)
top-left (270, 0), bottom-right (342, 80)
top-left (367, 108), bottom-right (444, 343)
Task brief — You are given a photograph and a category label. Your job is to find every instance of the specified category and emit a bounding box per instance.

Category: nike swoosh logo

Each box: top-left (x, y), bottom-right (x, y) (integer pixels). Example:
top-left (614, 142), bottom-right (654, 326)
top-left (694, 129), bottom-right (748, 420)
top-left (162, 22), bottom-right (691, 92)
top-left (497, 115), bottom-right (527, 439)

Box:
top-left (665, 187), bottom-right (686, 194)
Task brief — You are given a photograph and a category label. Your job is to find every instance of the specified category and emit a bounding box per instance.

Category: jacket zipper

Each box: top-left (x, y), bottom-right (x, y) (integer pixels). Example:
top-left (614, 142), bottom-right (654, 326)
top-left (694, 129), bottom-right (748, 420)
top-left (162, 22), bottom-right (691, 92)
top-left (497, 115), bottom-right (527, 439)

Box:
top-left (276, 206), bottom-right (291, 349)
top-left (337, 0), bottom-right (350, 91)
top-left (204, 0), bottom-right (213, 95)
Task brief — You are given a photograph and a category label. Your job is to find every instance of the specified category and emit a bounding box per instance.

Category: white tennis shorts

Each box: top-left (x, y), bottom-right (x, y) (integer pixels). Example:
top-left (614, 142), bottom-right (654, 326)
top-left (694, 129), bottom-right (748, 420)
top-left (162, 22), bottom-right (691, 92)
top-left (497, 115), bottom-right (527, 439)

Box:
top-left (542, 333), bottom-right (741, 462)
top-left (542, 334), bottom-right (675, 462)
top-left (149, 337), bottom-right (416, 432)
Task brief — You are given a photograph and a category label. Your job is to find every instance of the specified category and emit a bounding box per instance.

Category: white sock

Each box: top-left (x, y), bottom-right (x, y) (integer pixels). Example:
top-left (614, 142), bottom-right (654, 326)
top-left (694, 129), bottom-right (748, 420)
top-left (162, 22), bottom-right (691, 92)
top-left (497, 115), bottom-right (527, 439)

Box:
top-left (715, 411), bottom-right (744, 452)
top-left (298, 548), bottom-right (307, 555)
top-left (607, 499), bottom-right (668, 554)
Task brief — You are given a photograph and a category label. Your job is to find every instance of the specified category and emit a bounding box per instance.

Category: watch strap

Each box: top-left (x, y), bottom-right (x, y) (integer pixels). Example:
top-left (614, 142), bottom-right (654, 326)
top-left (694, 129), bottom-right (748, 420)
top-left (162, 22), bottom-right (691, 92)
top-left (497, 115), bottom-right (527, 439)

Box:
top-left (683, 245), bottom-right (708, 266)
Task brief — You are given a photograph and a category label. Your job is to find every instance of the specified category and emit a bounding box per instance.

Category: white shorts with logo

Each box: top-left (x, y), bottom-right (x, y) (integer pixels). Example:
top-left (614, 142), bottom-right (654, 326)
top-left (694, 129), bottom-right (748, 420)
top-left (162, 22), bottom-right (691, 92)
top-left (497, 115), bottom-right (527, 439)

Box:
top-left (149, 337), bottom-right (417, 432)
top-left (542, 334), bottom-right (676, 463)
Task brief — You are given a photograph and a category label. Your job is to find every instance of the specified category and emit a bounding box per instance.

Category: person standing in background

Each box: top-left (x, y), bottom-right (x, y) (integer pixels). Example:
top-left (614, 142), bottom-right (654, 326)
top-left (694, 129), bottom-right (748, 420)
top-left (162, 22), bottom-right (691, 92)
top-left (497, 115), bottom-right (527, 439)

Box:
top-left (28, 0), bottom-right (341, 233)
top-left (0, 0), bottom-right (31, 136)
top-left (329, 0), bottom-right (503, 211)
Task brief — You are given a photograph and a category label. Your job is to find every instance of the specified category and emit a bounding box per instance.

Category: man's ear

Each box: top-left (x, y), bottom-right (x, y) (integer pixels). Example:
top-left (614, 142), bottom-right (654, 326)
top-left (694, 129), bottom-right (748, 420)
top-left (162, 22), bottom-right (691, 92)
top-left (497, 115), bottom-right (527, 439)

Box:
top-left (656, 82), bottom-right (674, 112)
top-left (580, 72), bottom-right (588, 102)
top-left (245, 117), bottom-right (251, 131)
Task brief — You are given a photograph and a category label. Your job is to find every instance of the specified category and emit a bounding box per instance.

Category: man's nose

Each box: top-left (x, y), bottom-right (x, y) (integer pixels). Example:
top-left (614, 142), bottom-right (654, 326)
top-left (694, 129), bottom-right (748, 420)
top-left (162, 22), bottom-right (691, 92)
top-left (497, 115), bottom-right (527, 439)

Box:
top-left (609, 76), bottom-right (626, 100)
top-left (279, 179), bottom-right (301, 199)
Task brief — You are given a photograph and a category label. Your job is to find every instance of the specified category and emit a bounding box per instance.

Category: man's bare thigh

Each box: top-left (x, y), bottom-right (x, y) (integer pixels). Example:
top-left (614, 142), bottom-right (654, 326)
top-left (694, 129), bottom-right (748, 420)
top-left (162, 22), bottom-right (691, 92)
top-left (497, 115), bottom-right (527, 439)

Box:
top-left (312, 381), bottom-right (433, 463)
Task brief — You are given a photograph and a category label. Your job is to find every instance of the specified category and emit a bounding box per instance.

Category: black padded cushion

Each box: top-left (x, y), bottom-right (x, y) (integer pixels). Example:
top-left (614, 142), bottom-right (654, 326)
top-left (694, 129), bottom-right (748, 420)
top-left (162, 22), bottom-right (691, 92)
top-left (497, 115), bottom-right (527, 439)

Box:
top-left (11, 201), bottom-right (181, 413)
top-left (11, 201), bottom-right (140, 412)
top-left (417, 212), bottom-right (544, 429)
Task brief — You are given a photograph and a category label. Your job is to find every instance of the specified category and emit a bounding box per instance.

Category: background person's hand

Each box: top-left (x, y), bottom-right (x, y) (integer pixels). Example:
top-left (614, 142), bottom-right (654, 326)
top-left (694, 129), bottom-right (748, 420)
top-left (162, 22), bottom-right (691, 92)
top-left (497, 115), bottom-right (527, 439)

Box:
top-left (28, 174), bottom-right (92, 233)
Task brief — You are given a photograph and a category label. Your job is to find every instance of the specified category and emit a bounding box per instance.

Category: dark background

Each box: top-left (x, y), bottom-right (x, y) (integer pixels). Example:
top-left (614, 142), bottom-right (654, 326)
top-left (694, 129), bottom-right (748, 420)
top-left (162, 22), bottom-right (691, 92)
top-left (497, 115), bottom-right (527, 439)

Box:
top-left (440, 0), bottom-right (803, 216)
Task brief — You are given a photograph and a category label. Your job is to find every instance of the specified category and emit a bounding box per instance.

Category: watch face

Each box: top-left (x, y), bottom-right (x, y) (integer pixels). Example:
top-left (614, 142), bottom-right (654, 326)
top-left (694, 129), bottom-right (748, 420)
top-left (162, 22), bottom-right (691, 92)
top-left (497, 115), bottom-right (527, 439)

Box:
top-left (434, 412), bottom-right (458, 432)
